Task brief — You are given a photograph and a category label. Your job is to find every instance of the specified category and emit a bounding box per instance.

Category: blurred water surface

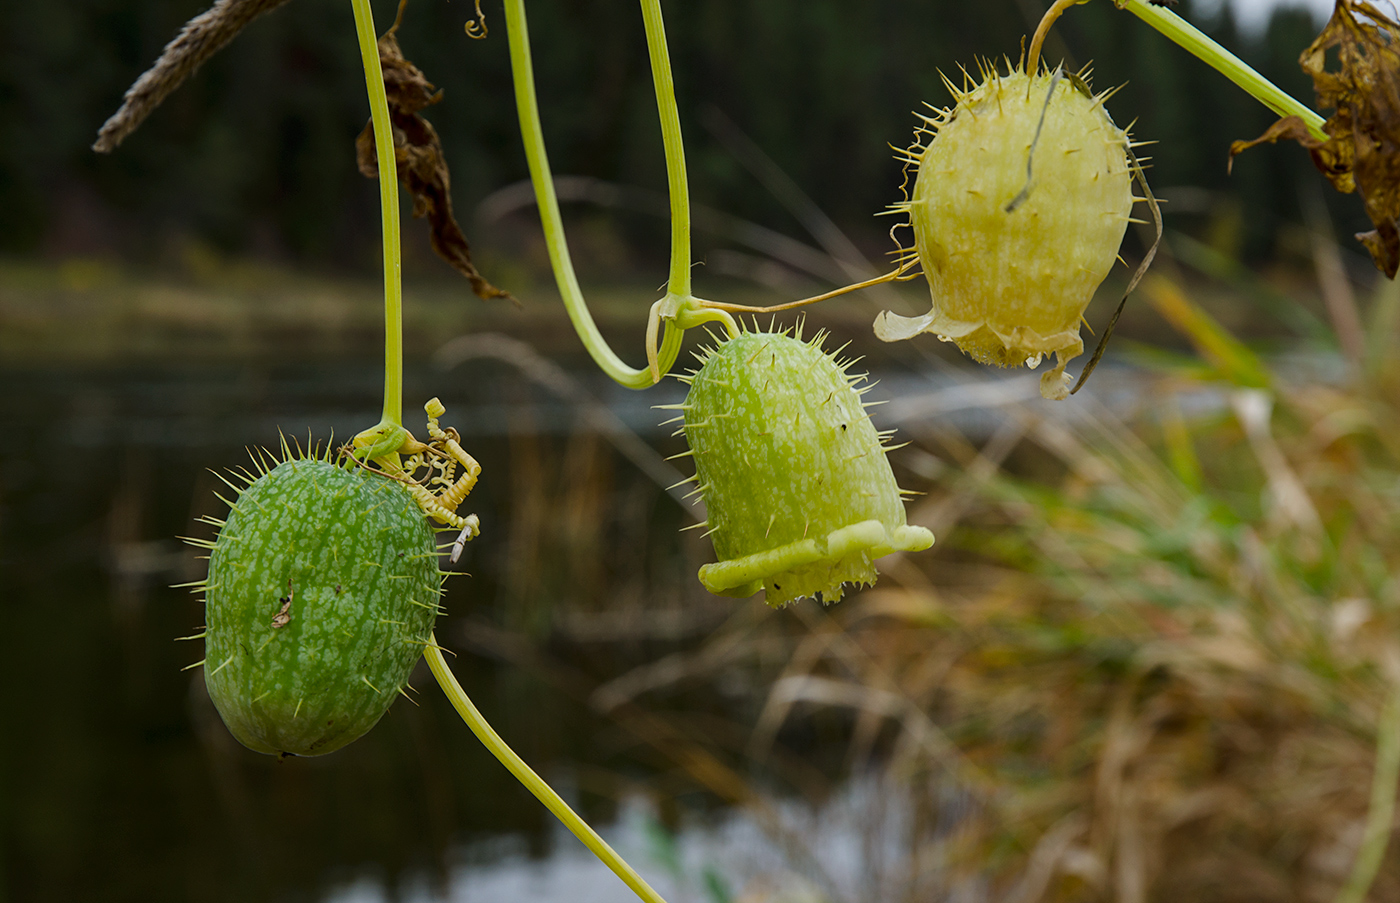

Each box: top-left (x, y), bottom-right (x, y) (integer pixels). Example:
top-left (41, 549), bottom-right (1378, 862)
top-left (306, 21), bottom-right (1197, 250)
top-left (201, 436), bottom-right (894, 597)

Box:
top-left (0, 352), bottom-right (725, 903)
top-left (0, 332), bottom-right (1024, 901)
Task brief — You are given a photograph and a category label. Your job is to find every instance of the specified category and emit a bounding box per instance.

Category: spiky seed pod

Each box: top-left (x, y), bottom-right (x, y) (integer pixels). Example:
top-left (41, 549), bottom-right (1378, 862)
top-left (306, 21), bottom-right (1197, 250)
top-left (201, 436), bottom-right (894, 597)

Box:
top-left (676, 329), bottom-right (933, 608)
top-left (199, 453), bottom-right (442, 757)
top-left (876, 64), bottom-right (1136, 400)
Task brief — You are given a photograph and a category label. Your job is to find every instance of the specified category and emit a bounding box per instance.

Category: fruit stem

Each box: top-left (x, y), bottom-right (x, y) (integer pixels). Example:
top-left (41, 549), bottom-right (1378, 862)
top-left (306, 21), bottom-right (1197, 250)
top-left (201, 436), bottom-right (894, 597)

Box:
top-left (640, 0), bottom-right (693, 303)
top-left (349, 0), bottom-right (404, 428)
top-left (1032, 2), bottom-right (1327, 142)
top-left (423, 636), bottom-right (670, 903)
top-left (1114, 0), bottom-right (1327, 141)
top-left (701, 261), bottom-right (918, 315)
top-left (504, 0), bottom-right (697, 389)
top-left (1027, 0), bottom-right (1085, 77)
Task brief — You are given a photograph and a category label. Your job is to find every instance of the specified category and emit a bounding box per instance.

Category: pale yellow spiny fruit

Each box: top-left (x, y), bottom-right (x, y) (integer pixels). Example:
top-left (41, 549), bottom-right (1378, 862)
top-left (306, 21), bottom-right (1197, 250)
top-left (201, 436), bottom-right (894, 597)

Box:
top-left (875, 63), bottom-right (1139, 400)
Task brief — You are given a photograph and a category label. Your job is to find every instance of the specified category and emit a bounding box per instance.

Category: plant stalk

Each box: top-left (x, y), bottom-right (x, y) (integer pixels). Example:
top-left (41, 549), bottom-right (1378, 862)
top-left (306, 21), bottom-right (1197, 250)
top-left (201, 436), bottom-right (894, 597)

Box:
top-left (424, 636), bottom-right (669, 903)
top-left (1334, 684), bottom-right (1400, 903)
top-left (640, 0), bottom-right (692, 301)
top-left (502, 0), bottom-right (688, 389)
top-left (350, 0), bottom-right (404, 428)
top-left (1117, 0), bottom-right (1327, 140)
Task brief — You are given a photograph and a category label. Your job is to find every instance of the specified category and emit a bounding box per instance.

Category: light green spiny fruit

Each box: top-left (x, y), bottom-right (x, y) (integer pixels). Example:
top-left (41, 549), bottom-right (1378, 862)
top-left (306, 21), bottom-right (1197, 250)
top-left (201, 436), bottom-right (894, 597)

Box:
top-left (677, 329), bottom-right (933, 608)
top-left (200, 453), bottom-right (441, 756)
top-left (875, 64), bottom-right (1137, 400)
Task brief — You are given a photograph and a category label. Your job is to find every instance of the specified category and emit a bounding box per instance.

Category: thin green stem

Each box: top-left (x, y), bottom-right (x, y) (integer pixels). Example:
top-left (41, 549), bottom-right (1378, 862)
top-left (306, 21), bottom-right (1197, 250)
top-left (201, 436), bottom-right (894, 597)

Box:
top-left (502, 0), bottom-right (688, 389)
top-left (675, 304), bottom-right (739, 338)
top-left (1333, 683), bottom-right (1400, 903)
top-left (640, 0), bottom-right (692, 300)
top-left (424, 635), bottom-right (669, 903)
top-left (1117, 0), bottom-right (1327, 141)
top-left (350, 0), bottom-right (404, 427)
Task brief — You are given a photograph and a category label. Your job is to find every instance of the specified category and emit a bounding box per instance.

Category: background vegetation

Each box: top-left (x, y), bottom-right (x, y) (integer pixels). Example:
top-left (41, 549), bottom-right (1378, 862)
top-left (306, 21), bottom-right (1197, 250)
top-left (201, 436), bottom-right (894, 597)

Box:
top-left (4, 1), bottom-right (1396, 902)
top-left (0, 0), bottom-right (1354, 270)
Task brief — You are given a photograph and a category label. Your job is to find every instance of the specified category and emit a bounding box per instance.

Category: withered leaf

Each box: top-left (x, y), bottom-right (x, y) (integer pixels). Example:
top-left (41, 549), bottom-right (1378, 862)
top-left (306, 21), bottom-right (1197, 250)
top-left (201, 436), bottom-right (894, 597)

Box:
top-left (1230, 1), bottom-right (1400, 278)
top-left (356, 21), bottom-right (510, 302)
top-left (93, 0), bottom-right (294, 153)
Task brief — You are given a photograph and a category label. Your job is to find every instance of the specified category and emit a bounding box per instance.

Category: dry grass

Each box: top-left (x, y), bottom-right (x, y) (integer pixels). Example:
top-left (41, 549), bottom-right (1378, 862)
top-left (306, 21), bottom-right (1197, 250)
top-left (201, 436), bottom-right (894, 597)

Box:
top-left (529, 269), bottom-right (1400, 903)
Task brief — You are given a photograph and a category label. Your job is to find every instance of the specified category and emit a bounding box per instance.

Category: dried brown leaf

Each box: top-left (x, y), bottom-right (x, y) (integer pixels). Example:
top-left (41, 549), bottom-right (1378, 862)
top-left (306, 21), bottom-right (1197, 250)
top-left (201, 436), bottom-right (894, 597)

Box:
top-left (93, 0), bottom-right (293, 153)
top-left (1230, 1), bottom-right (1400, 277)
top-left (1229, 115), bottom-right (1322, 171)
top-left (356, 20), bottom-right (510, 302)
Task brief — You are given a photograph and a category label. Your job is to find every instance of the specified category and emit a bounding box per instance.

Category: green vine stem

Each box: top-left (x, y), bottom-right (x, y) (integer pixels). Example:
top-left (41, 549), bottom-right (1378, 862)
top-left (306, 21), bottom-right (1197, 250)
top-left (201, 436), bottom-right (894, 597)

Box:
top-left (424, 636), bottom-right (670, 903)
top-left (640, 0), bottom-right (693, 302)
top-left (1333, 682), bottom-right (1400, 903)
top-left (351, 6), bottom-right (671, 893)
top-left (350, 0), bottom-right (405, 429)
top-left (1116, 0), bottom-right (1328, 141)
top-left (503, 0), bottom-right (694, 389)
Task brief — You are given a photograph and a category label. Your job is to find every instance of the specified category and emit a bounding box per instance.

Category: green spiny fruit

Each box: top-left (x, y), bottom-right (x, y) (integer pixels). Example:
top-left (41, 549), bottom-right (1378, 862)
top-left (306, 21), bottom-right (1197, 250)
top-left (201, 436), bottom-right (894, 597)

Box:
top-left (876, 63), bottom-right (1138, 400)
top-left (676, 328), bottom-right (933, 608)
top-left (199, 451), bottom-right (442, 756)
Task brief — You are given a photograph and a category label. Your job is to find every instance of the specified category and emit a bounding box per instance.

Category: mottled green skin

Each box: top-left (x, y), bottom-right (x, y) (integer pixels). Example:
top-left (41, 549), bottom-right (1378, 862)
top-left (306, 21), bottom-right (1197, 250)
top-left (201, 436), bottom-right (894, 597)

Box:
top-left (685, 332), bottom-right (932, 607)
top-left (205, 459), bottom-right (440, 756)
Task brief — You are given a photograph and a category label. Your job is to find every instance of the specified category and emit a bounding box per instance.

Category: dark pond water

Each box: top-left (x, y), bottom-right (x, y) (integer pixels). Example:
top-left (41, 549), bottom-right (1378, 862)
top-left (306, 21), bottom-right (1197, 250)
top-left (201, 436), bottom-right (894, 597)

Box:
top-left (0, 353), bottom-right (748, 903)
top-left (0, 333), bottom-right (1176, 902)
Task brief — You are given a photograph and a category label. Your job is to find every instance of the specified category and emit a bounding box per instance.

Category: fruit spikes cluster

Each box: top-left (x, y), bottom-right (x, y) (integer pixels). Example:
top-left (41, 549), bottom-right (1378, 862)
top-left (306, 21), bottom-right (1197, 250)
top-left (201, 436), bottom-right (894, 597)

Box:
top-left (877, 61), bottom-right (1144, 400)
top-left (669, 326), bottom-right (933, 609)
top-left (184, 439), bottom-right (455, 758)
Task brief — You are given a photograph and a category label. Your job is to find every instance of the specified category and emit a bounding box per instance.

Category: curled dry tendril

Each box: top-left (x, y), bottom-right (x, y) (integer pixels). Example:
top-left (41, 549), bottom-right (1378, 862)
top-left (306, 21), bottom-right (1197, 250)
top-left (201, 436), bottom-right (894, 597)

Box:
top-left (342, 398), bottom-right (482, 550)
top-left (464, 0), bottom-right (488, 39)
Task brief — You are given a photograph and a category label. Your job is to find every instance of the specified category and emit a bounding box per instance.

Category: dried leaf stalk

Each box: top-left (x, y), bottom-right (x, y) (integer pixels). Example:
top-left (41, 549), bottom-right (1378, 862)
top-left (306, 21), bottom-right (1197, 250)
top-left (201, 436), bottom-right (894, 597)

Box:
top-left (93, 0), bottom-right (293, 153)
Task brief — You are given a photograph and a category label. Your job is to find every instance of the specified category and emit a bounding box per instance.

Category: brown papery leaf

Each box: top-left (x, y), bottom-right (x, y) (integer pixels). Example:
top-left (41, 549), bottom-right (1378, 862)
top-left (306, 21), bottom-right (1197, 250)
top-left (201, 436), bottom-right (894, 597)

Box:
top-left (1230, 1), bottom-right (1400, 278)
top-left (93, 0), bottom-right (294, 153)
top-left (356, 16), bottom-right (510, 302)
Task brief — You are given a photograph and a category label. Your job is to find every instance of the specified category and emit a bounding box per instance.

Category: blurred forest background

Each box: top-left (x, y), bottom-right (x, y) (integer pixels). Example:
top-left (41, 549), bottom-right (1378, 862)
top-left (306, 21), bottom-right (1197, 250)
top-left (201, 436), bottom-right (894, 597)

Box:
top-left (0, 0), bottom-right (1357, 273)
top-left (6, 1), bottom-right (1400, 903)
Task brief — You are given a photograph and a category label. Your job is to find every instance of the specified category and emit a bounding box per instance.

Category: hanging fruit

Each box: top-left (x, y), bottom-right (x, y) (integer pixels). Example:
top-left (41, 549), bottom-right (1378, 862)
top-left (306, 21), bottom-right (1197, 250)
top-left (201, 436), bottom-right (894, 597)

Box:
top-left (673, 328), bottom-right (933, 608)
top-left (197, 452), bottom-right (443, 757)
top-left (875, 63), bottom-right (1140, 400)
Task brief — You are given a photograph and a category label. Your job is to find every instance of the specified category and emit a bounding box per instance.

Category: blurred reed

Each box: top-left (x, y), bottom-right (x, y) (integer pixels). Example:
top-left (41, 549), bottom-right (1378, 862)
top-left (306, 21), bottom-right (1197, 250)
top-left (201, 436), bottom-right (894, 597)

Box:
top-left (461, 218), bottom-right (1400, 903)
